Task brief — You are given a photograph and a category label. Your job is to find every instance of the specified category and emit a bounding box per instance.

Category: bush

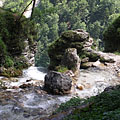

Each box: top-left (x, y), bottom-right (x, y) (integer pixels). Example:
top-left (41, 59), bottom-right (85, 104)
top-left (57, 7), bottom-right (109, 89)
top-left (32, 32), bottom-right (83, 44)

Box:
top-left (4, 56), bottom-right (14, 68)
top-left (0, 37), bottom-right (7, 65)
top-left (103, 16), bottom-right (120, 52)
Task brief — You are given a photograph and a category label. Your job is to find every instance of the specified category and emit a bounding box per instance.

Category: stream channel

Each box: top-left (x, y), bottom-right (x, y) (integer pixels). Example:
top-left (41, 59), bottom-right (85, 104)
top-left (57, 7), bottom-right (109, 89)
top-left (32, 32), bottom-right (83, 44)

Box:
top-left (0, 66), bottom-right (120, 120)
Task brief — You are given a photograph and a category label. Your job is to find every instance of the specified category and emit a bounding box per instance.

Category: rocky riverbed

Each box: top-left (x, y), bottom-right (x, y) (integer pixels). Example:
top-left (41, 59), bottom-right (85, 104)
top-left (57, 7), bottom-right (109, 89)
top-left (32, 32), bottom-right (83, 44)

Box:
top-left (0, 53), bottom-right (120, 120)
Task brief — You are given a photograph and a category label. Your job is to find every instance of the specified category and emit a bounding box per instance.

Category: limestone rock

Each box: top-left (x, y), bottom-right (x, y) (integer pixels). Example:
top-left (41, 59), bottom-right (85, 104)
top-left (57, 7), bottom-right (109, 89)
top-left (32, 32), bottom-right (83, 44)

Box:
top-left (22, 40), bottom-right (37, 66)
top-left (44, 71), bottom-right (72, 95)
top-left (61, 48), bottom-right (81, 73)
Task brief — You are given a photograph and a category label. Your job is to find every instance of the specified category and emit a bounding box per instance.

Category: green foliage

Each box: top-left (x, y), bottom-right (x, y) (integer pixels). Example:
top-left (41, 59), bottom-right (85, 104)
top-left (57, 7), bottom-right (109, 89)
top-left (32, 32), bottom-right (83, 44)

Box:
top-left (2, 0), bottom-right (31, 13)
top-left (33, 0), bottom-right (120, 66)
top-left (0, 37), bottom-right (7, 65)
top-left (103, 16), bottom-right (120, 52)
top-left (0, 8), bottom-right (37, 76)
top-left (114, 51), bottom-right (120, 55)
top-left (4, 56), bottom-right (14, 68)
top-left (55, 85), bottom-right (120, 120)
top-left (55, 97), bottom-right (84, 113)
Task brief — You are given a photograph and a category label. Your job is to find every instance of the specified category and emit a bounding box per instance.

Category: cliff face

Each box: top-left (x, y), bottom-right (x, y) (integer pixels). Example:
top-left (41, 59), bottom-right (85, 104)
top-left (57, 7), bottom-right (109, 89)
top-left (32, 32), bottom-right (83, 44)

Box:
top-left (0, 8), bottom-right (37, 77)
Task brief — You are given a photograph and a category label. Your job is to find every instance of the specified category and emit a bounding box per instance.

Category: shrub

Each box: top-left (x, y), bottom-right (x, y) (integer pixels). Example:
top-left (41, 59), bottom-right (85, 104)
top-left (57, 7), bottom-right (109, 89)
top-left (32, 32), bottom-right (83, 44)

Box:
top-left (4, 56), bottom-right (14, 68)
top-left (103, 16), bottom-right (120, 52)
top-left (0, 37), bottom-right (7, 65)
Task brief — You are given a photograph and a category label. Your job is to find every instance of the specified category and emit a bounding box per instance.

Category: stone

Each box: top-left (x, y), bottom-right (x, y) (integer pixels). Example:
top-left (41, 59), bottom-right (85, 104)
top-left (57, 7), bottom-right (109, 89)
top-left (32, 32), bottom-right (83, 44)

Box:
top-left (19, 83), bottom-right (32, 89)
top-left (48, 29), bottom-right (93, 70)
top-left (44, 71), bottom-right (72, 95)
top-left (76, 84), bottom-right (84, 90)
top-left (81, 57), bottom-right (89, 63)
top-left (118, 72), bottom-right (120, 77)
top-left (61, 48), bottom-right (81, 76)
top-left (48, 29), bottom-right (117, 71)
top-left (81, 62), bottom-right (93, 69)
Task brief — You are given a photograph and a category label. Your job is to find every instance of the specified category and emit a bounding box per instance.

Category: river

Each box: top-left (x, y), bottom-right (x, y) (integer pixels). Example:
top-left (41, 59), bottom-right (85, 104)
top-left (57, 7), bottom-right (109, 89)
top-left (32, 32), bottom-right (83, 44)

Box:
top-left (0, 65), bottom-right (120, 119)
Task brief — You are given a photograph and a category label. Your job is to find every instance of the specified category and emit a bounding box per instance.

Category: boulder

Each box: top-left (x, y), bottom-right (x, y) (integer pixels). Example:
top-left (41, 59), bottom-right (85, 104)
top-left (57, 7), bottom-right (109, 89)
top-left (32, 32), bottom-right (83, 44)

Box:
top-left (48, 29), bottom-right (93, 70)
top-left (44, 71), bottom-right (72, 95)
top-left (48, 29), bottom-right (115, 70)
top-left (61, 48), bottom-right (81, 76)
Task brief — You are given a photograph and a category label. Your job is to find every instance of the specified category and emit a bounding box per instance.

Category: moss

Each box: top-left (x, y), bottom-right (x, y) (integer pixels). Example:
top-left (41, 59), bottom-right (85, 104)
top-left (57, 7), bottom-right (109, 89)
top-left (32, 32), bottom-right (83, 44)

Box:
top-left (0, 67), bottom-right (22, 77)
top-left (54, 85), bottom-right (120, 120)
top-left (114, 51), bottom-right (120, 55)
top-left (56, 66), bottom-right (68, 73)
top-left (0, 8), bottom-right (37, 76)
top-left (4, 56), bottom-right (14, 68)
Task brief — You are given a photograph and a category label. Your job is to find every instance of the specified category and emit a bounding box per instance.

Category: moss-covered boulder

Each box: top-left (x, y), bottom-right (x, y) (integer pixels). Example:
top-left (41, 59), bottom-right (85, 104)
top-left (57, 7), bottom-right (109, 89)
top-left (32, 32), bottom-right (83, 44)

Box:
top-left (48, 29), bottom-right (95, 70)
top-left (48, 29), bottom-right (115, 70)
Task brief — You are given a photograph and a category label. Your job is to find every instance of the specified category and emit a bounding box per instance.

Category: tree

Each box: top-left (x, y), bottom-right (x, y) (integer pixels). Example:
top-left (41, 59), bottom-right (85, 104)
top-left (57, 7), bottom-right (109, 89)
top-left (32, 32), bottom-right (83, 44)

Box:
top-left (103, 16), bottom-right (120, 52)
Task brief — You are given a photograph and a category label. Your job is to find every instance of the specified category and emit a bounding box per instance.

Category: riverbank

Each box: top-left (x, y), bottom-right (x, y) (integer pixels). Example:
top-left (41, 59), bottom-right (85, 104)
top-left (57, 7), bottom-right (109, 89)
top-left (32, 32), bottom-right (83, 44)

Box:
top-left (0, 53), bottom-right (120, 119)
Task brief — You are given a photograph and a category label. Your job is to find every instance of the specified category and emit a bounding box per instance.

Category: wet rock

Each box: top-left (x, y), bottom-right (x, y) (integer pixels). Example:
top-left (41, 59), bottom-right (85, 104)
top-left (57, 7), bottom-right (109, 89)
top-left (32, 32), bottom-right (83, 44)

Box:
top-left (81, 57), bottom-right (89, 63)
top-left (12, 86), bottom-right (19, 89)
top-left (26, 79), bottom-right (32, 82)
top-left (9, 78), bottom-right (18, 82)
top-left (19, 83), bottom-right (33, 89)
top-left (44, 71), bottom-right (72, 95)
top-left (104, 85), bottom-right (120, 92)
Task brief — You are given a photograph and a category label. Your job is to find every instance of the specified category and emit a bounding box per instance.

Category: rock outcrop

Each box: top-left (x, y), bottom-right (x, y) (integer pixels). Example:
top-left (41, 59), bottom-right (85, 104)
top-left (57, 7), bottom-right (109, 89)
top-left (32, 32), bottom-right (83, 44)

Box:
top-left (22, 40), bottom-right (37, 66)
top-left (48, 29), bottom-right (115, 70)
top-left (48, 29), bottom-right (93, 69)
top-left (61, 48), bottom-right (81, 80)
top-left (44, 71), bottom-right (72, 95)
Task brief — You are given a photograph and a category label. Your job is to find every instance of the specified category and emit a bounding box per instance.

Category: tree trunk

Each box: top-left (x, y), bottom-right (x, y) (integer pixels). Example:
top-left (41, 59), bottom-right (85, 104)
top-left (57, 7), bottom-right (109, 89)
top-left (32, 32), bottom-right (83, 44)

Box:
top-left (30, 0), bottom-right (36, 20)
top-left (18, 0), bottom-right (33, 21)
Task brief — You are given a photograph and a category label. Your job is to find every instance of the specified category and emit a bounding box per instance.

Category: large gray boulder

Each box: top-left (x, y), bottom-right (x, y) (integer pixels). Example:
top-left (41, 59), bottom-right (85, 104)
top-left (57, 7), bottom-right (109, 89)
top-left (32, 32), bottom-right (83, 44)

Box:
top-left (44, 71), bottom-right (72, 95)
top-left (61, 48), bottom-right (81, 73)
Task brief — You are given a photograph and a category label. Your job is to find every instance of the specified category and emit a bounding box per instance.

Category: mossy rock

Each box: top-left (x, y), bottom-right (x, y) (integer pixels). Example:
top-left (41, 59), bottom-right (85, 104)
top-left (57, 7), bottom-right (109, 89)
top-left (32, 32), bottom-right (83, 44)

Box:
top-left (0, 67), bottom-right (22, 77)
top-left (48, 30), bottom-right (90, 70)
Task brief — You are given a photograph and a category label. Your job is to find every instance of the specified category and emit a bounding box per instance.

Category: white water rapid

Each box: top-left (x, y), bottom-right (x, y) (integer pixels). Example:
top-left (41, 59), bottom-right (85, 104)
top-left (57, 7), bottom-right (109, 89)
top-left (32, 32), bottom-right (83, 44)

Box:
top-left (10, 66), bottom-right (46, 87)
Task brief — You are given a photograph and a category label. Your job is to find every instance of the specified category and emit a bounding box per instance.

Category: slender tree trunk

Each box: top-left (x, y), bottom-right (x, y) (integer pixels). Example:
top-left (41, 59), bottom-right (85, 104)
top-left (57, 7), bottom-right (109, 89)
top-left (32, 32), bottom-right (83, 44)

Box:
top-left (30, 0), bottom-right (36, 20)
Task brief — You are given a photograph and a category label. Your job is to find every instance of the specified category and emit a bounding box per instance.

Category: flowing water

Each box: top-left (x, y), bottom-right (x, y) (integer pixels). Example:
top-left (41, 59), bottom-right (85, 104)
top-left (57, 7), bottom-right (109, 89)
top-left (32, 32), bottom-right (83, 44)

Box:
top-left (0, 66), bottom-right (120, 120)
